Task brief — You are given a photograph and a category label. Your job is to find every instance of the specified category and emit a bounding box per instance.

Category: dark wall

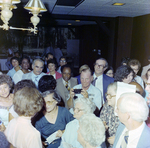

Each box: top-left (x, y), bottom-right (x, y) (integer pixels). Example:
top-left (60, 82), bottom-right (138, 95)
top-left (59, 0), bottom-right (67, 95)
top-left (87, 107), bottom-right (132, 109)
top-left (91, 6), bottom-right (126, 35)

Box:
top-left (131, 14), bottom-right (150, 71)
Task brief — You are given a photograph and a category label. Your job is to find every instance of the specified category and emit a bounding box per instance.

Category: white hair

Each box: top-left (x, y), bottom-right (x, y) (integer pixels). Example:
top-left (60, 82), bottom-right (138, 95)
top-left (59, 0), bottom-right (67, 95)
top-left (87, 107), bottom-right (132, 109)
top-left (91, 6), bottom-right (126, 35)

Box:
top-left (79, 113), bottom-right (105, 147)
top-left (74, 97), bottom-right (96, 113)
top-left (119, 92), bottom-right (149, 122)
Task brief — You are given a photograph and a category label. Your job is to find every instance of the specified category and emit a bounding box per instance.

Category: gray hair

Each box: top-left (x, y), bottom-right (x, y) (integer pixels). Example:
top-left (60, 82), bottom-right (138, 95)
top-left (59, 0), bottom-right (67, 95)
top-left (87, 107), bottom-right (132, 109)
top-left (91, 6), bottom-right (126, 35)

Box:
top-left (42, 90), bottom-right (61, 103)
top-left (74, 97), bottom-right (96, 113)
top-left (32, 58), bottom-right (44, 67)
top-left (79, 113), bottom-right (105, 147)
top-left (119, 92), bottom-right (149, 122)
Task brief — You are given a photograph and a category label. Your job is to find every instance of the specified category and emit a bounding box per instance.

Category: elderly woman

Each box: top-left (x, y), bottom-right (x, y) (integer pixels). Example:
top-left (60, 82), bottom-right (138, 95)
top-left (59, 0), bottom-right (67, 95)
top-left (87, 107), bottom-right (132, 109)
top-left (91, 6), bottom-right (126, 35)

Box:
top-left (7, 56), bottom-right (21, 78)
top-left (12, 56), bottom-right (31, 84)
top-left (35, 90), bottom-right (74, 148)
top-left (114, 65), bottom-right (134, 83)
top-left (5, 87), bottom-right (44, 148)
top-left (0, 74), bottom-right (17, 131)
top-left (47, 59), bottom-right (62, 79)
top-left (77, 113), bottom-right (105, 148)
top-left (59, 97), bottom-right (97, 148)
top-left (100, 82), bottom-right (119, 148)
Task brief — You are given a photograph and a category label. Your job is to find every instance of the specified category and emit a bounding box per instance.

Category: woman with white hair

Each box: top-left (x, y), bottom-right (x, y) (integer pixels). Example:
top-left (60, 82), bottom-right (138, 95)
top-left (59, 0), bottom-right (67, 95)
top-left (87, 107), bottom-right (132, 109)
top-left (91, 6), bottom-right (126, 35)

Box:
top-left (77, 113), bottom-right (105, 148)
top-left (100, 82), bottom-right (119, 148)
top-left (59, 97), bottom-right (105, 148)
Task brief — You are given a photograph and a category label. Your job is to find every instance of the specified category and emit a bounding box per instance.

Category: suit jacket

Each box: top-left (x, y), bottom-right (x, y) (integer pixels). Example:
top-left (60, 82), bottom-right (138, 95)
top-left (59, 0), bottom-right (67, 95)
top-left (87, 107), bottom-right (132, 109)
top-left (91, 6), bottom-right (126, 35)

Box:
top-left (22, 71), bottom-right (45, 87)
top-left (103, 74), bottom-right (114, 101)
top-left (56, 77), bottom-right (77, 109)
top-left (47, 71), bottom-right (62, 80)
top-left (113, 122), bottom-right (150, 148)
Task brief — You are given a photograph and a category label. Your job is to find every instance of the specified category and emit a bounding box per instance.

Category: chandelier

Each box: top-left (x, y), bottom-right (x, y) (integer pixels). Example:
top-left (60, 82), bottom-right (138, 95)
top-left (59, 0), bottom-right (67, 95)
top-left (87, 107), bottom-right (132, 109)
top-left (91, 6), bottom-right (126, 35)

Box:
top-left (0, 0), bottom-right (47, 34)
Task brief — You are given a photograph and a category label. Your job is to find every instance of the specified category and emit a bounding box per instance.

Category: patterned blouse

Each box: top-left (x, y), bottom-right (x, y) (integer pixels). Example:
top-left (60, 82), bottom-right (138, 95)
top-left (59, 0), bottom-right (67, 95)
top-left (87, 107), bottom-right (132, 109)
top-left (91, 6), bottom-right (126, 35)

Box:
top-left (100, 102), bottom-right (119, 148)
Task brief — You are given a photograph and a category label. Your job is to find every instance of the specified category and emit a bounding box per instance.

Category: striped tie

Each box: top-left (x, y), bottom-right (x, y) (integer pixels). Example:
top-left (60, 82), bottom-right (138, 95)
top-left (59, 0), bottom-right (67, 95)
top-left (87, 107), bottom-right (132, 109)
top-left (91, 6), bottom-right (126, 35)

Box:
top-left (120, 131), bottom-right (129, 148)
top-left (65, 81), bottom-right (70, 91)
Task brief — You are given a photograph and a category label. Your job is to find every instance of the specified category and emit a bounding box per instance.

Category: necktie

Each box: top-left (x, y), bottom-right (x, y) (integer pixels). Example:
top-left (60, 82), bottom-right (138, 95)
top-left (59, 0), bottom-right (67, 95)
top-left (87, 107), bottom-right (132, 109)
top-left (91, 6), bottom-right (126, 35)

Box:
top-left (34, 76), bottom-right (39, 87)
top-left (120, 131), bottom-right (129, 148)
top-left (65, 81), bottom-right (70, 91)
top-left (92, 77), bottom-right (97, 86)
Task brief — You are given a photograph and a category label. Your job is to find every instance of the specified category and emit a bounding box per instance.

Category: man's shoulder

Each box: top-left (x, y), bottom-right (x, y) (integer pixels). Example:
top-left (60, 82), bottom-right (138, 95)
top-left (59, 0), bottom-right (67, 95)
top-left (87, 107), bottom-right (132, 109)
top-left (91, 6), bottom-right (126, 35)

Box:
top-left (103, 74), bottom-right (114, 82)
top-left (22, 72), bottom-right (32, 79)
top-left (89, 84), bottom-right (101, 93)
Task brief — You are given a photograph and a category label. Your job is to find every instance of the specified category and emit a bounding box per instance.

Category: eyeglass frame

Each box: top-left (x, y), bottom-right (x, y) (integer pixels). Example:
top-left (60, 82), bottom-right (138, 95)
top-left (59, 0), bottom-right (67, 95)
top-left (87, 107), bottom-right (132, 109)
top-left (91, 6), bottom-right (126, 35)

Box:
top-left (105, 93), bottom-right (116, 99)
top-left (73, 107), bottom-right (85, 113)
top-left (94, 63), bottom-right (106, 68)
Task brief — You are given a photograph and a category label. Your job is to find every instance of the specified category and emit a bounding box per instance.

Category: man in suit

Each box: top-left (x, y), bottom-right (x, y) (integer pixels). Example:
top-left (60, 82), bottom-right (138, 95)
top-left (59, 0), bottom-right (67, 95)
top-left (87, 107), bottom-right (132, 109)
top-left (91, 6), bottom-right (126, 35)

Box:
top-left (22, 58), bottom-right (45, 88)
top-left (113, 92), bottom-right (150, 148)
top-left (56, 64), bottom-right (77, 109)
top-left (92, 58), bottom-right (114, 102)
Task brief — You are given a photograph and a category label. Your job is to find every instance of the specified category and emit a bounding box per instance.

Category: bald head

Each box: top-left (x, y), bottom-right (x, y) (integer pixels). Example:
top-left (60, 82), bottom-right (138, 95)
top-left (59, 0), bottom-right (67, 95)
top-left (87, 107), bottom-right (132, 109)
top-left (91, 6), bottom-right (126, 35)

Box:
top-left (118, 92), bottom-right (149, 122)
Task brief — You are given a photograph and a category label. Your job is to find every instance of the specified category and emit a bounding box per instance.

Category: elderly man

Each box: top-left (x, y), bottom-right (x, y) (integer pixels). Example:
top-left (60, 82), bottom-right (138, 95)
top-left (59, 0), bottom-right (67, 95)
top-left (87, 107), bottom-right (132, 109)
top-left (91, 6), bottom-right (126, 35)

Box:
top-left (22, 58), bottom-right (45, 88)
top-left (56, 64), bottom-right (77, 109)
top-left (113, 92), bottom-right (150, 148)
top-left (92, 58), bottom-right (114, 102)
top-left (67, 65), bottom-right (102, 113)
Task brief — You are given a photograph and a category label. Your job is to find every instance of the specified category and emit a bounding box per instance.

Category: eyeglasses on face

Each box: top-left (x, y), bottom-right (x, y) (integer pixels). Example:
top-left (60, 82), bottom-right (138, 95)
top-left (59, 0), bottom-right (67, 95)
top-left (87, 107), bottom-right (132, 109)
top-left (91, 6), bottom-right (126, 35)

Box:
top-left (105, 93), bottom-right (116, 99)
top-left (73, 107), bottom-right (84, 113)
top-left (94, 63), bottom-right (105, 68)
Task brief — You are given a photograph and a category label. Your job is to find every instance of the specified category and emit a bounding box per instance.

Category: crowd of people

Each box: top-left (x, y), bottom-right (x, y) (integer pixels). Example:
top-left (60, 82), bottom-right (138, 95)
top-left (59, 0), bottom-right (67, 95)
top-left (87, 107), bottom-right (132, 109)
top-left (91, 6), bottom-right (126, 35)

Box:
top-left (0, 52), bottom-right (150, 148)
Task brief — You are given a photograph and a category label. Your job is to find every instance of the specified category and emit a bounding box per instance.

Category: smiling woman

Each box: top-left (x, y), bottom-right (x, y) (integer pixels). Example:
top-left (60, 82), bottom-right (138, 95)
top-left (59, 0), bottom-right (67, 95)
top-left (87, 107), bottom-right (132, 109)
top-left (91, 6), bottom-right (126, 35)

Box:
top-left (35, 90), bottom-right (74, 148)
top-left (0, 74), bottom-right (18, 131)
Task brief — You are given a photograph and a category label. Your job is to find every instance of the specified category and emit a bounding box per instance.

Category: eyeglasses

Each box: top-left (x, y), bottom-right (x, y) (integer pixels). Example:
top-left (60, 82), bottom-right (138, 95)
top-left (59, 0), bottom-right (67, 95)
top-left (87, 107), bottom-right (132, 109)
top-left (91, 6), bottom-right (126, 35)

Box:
top-left (60, 60), bottom-right (66, 63)
top-left (94, 63), bottom-right (105, 68)
top-left (146, 82), bottom-right (150, 86)
top-left (73, 107), bottom-right (84, 113)
top-left (105, 93), bottom-right (116, 99)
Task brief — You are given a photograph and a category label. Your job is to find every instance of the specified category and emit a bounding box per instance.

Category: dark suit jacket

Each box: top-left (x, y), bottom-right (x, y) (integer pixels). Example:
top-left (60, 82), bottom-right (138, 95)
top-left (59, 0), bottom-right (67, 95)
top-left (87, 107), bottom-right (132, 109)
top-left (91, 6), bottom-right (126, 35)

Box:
top-left (103, 74), bottom-right (114, 101)
top-left (56, 77), bottom-right (77, 109)
top-left (113, 122), bottom-right (150, 148)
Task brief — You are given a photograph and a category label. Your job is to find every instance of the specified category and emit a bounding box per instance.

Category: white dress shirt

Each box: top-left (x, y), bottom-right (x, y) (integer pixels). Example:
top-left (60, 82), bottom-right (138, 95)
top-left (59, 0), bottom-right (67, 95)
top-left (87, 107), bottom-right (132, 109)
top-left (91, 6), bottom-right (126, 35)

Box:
top-left (116, 122), bottom-right (145, 148)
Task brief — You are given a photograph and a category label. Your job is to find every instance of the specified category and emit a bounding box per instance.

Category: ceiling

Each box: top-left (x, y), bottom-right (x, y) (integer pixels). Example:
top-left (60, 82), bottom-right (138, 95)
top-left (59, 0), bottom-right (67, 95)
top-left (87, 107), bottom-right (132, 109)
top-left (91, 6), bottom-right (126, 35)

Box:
top-left (15, 0), bottom-right (150, 26)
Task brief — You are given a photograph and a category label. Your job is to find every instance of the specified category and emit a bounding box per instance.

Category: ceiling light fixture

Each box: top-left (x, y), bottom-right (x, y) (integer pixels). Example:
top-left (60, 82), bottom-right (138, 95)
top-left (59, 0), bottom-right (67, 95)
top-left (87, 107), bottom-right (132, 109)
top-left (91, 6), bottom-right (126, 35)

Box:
top-left (0, 0), bottom-right (47, 34)
top-left (68, 23), bottom-right (72, 25)
top-left (75, 20), bottom-right (80, 22)
top-left (112, 3), bottom-right (125, 6)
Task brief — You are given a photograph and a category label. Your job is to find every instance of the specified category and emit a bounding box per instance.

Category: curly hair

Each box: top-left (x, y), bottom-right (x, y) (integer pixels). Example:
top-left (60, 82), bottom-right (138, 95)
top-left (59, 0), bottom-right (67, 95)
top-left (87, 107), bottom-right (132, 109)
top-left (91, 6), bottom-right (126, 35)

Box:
top-left (13, 87), bottom-right (44, 116)
top-left (47, 58), bottom-right (58, 69)
top-left (0, 74), bottom-right (13, 88)
top-left (42, 90), bottom-right (61, 103)
top-left (14, 80), bottom-right (36, 94)
top-left (38, 75), bottom-right (56, 93)
top-left (114, 65), bottom-right (134, 82)
top-left (128, 59), bottom-right (141, 70)
top-left (79, 114), bottom-right (105, 147)
top-left (74, 97), bottom-right (96, 114)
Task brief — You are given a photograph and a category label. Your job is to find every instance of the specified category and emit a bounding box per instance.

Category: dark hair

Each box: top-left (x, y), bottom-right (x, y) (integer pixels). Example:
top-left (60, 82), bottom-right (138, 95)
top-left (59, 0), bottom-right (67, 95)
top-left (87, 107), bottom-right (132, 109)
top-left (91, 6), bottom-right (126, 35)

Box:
top-left (20, 56), bottom-right (30, 64)
top-left (10, 56), bottom-right (20, 65)
top-left (114, 65), bottom-right (134, 82)
top-left (94, 58), bottom-right (108, 68)
top-left (14, 80), bottom-right (36, 94)
top-left (121, 57), bottom-right (130, 65)
top-left (61, 64), bottom-right (71, 73)
top-left (59, 56), bottom-right (67, 62)
top-left (38, 75), bottom-right (56, 93)
top-left (45, 52), bottom-right (53, 58)
top-left (0, 74), bottom-right (13, 89)
top-left (128, 59), bottom-right (141, 70)
top-left (47, 58), bottom-right (58, 68)
top-left (104, 66), bottom-right (113, 75)
top-left (42, 90), bottom-right (61, 103)
top-left (146, 68), bottom-right (150, 80)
